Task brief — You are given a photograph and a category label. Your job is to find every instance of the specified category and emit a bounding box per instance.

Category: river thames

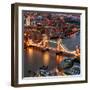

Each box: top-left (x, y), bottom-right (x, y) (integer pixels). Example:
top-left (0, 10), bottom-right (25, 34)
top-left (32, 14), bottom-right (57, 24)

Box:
top-left (23, 32), bottom-right (80, 77)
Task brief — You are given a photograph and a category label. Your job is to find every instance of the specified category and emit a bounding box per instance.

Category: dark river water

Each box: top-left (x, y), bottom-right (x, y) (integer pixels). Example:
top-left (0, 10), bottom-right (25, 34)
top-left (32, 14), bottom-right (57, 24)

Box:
top-left (24, 48), bottom-right (58, 77)
top-left (23, 32), bottom-right (80, 77)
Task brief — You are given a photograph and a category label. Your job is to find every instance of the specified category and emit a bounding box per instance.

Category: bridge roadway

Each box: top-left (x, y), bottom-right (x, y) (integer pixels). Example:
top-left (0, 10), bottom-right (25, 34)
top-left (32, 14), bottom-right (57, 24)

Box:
top-left (28, 40), bottom-right (76, 58)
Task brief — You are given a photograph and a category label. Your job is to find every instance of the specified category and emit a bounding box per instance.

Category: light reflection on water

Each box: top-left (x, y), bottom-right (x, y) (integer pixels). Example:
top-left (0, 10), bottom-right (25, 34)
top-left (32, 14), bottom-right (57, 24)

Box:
top-left (28, 48), bottom-right (33, 57)
top-left (56, 55), bottom-right (64, 64)
top-left (43, 51), bottom-right (50, 66)
top-left (24, 47), bottom-right (64, 77)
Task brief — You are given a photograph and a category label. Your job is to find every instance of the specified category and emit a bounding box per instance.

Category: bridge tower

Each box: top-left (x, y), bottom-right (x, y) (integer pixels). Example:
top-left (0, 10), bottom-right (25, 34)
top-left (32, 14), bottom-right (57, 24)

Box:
top-left (42, 34), bottom-right (49, 48)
